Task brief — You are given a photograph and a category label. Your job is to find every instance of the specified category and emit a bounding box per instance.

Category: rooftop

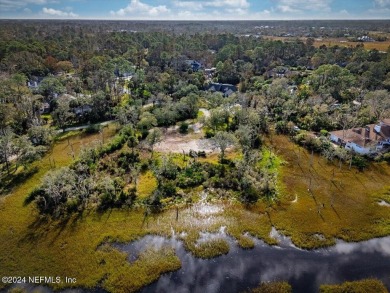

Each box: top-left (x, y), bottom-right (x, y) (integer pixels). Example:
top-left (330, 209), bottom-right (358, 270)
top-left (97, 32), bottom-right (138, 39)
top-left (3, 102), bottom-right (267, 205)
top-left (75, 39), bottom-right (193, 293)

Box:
top-left (330, 120), bottom-right (390, 148)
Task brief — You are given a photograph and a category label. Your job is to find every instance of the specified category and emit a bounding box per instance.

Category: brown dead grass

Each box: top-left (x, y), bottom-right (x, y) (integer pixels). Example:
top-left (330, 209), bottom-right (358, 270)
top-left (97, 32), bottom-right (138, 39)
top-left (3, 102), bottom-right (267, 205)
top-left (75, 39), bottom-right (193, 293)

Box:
top-left (263, 36), bottom-right (390, 51)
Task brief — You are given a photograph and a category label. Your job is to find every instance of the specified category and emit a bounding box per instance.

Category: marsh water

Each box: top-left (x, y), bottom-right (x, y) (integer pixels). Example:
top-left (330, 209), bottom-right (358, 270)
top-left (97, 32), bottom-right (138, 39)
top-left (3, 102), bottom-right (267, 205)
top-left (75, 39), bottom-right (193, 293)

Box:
top-left (115, 231), bottom-right (390, 293)
top-left (5, 232), bottom-right (390, 293)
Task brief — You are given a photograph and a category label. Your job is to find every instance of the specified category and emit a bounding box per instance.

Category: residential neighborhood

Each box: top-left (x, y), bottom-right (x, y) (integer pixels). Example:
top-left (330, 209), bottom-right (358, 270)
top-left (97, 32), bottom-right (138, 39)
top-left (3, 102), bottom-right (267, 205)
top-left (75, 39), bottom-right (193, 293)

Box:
top-left (1, 16), bottom-right (390, 293)
top-left (330, 119), bottom-right (390, 155)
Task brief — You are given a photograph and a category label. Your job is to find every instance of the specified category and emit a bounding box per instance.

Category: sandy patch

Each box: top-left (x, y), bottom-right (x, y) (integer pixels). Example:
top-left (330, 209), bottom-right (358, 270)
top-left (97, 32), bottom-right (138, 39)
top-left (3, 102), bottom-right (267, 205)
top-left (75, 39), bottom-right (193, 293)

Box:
top-left (154, 133), bottom-right (214, 153)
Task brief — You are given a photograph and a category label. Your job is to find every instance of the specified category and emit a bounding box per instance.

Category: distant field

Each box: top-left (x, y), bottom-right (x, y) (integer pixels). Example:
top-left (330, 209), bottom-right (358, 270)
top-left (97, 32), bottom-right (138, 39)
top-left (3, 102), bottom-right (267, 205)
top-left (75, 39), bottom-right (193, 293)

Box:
top-left (263, 36), bottom-right (390, 51)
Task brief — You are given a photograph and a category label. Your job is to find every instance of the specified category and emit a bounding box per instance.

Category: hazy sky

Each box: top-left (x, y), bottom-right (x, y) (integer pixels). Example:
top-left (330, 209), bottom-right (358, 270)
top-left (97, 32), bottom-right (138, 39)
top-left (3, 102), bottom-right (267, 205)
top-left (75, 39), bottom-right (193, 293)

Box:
top-left (0, 0), bottom-right (389, 20)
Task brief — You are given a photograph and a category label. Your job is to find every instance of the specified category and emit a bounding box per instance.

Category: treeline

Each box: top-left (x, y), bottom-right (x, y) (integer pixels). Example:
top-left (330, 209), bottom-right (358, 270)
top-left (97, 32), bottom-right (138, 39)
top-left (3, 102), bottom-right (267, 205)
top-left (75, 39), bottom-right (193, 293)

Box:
top-left (1, 21), bottom-right (390, 183)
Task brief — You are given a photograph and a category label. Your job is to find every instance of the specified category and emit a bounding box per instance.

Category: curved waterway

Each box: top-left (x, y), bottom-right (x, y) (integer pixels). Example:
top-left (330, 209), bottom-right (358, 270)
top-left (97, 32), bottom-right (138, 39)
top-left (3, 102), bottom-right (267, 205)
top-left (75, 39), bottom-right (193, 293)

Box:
top-left (5, 233), bottom-right (390, 293)
top-left (115, 232), bottom-right (390, 293)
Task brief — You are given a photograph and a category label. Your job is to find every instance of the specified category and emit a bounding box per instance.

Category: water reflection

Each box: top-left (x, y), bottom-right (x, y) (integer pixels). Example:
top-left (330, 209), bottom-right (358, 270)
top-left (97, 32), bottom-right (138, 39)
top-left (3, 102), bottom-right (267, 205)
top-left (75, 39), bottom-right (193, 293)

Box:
top-left (4, 234), bottom-right (390, 293)
top-left (114, 233), bottom-right (390, 293)
top-left (331, 237), bottom-right (390, 256)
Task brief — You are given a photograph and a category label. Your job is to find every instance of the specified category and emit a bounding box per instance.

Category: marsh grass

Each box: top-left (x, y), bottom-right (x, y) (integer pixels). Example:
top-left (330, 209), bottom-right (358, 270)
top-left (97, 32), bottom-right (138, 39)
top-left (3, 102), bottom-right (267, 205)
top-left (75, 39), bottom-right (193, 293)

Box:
top-left (101, 246), bottom-right (181, 293)
top-left (137, 171), bottom-right (157, 199)
top-left (269, 135), bottom-right (390, 248)
top-left (190, 238), bottom-right (230, 258)
top-left (249, 281), bottom-right (292, 293)
top-left (319, 279), bottom-right (388, 293)
top-left (1, 133), bottom-right (389, 292)
top-left (236, 234), bottom-right (255, 249)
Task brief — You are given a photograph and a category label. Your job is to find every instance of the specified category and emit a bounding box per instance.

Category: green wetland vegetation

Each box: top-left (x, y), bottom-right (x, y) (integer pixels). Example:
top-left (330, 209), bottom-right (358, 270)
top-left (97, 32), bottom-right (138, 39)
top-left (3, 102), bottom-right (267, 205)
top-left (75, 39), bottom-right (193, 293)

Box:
top-left (1, 127), bottom-right (389, 292)
top-left (0, 20), bottom-right (390, 292)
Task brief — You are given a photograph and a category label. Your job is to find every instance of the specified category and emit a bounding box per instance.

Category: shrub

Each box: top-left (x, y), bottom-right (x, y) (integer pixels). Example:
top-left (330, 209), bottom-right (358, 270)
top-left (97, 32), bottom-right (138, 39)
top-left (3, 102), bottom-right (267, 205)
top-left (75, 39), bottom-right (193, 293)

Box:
top-left (352, 155), bottom-right (368, 171)
top-left (240, 186), bottom-right (259, 203)
top-left (179, 122), bottom-right (189, 134)
top-left (275, 121), bottom-right (288, 134)
top-left (118, 151), bottom-right (140, 169)
top-left (140, 161), bottom-right (149, 172)
top-left (176, 163), bottom-right (206, 188)
top-left (320, 129), bottom-right (329, 137)
top-left (158, 181), bottom-right (177, 198)
top-left (205, 128), bottom-right (215, 138)
top-left (85, 124), bottom-right (101, 134)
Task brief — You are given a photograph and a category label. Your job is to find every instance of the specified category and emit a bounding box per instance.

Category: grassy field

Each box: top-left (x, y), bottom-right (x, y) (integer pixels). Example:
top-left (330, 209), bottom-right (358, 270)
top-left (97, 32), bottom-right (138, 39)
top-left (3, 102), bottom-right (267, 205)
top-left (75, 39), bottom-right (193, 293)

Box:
top-left (0, 132), bottom-right (389, 292)
top-left (263, 36), bottom-right (390, 51)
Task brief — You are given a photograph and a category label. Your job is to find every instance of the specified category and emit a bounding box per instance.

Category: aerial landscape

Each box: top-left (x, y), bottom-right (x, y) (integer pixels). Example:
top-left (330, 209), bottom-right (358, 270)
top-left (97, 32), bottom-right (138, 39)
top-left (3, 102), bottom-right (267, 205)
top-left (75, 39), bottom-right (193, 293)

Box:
top-left (0, 1), bottom-right (390, 293)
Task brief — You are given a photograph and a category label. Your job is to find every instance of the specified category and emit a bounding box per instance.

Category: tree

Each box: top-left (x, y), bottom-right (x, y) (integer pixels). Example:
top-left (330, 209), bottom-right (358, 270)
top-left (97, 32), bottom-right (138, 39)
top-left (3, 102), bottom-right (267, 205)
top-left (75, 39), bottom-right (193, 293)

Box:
top-left (335, 106), bottom-right (358, 140)
top-left (206, 108), bottom-right (229, 132)
top-left (0, 128), bottom-right (15, 174)
top-left (116, 105), bottom-right (139, 127)
top-left (137, 112), bottom-right (157, 131)
top-left (127, 135), bottom-right (139, 155)
top-left (306, 64), bottom-right (355, 101)
top-left (90, 91), bottom-right (111, 122)
top-left (145, 128), bottom-right (163, 158)
top-left (56, 61), bottom-right (74, 73)
top-left (52, 98), bottom-right (74, 132)
top-left (9, 73), bottom-right (29, 102)
top-left (39, 167), bottom-right (78, 215)
top-left (14, 135), bottom-right (46, 169)
top-left (12, 94), bottom-right (42, 134)
top-left (0, 104), bottom-right (12, 135)
top-left (235, 125), bottom-right (257, 162)
top-left (176, 94), bottom-right (199, 120)
top-left (154, 106), bottom-right (177, 129)
top-left (364, 90), bottom-right (390, 121)
top-left (335, 147), bottom-right (351, 170)
top-left (211, 131), bottom-right (236, 163)
top-left (39, 77), bottom-right (65, 99)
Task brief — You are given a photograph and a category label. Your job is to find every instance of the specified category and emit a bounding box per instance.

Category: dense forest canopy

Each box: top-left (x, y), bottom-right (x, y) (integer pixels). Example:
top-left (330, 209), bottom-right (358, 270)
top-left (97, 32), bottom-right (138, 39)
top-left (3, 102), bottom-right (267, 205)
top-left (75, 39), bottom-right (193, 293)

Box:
top-left (1, 20), bottom-right (390, 293)
top-left (1, 20), bottom-right (390, 180)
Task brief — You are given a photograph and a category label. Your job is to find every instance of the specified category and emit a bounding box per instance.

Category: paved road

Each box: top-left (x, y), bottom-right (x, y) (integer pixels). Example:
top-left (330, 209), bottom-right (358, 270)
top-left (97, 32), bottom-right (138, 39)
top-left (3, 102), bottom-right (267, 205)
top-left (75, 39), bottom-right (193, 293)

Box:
top-left (57, 120), bottom-right (115, 133)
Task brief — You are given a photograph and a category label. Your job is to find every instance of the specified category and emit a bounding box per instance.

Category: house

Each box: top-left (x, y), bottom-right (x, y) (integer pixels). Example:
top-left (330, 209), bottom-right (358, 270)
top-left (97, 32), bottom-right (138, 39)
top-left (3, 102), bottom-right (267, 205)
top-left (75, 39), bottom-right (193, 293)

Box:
top-left (205, 83), bottom-right (237, 97)
top-left (27, 77), bottom-right (44, 89)
top-left (357, 35), bottom-right (374, 42)
top-left (74, 105), bottom-right (92, 116)
top-left (57, 93), bottom-right (77, 101)
top-left (265, 67), bottom-right (296, 79)
top-left (330, 119), bottom-right (390, 155)
top-left (39, 102), bottom-right (51, 114)
top-left (27, 81), bottom-right (39, 88)
top-left (184, 60), bottom-right (202, 72)
top-left (204, 67), bottom-right (216, 78)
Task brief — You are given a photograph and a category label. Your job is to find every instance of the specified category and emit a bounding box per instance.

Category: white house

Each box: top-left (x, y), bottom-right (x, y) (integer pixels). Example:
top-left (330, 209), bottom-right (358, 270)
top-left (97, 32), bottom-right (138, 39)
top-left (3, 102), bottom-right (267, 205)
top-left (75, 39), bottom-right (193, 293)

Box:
top-left (330, 119), bottom-right (390, 155)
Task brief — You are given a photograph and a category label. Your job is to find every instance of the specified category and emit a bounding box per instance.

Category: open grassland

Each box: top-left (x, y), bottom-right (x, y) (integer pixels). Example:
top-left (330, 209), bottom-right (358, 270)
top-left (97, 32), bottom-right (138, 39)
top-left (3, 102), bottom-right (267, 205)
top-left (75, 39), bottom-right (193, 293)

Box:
top-left (264, 36), bottom-right (390, 51)
top-left (0, 133), bottom-right (389, 292)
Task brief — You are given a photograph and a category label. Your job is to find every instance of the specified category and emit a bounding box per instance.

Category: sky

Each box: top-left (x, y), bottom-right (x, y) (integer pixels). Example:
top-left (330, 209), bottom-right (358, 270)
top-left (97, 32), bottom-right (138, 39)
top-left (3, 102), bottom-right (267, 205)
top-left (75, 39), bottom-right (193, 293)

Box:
top-left (0, 0), bottom-right (389, 20)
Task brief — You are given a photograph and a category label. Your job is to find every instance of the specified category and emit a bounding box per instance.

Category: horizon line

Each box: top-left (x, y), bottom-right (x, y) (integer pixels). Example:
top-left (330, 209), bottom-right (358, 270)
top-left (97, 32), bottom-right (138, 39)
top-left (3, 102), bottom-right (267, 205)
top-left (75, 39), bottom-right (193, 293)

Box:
top-left (1, 18), bottom-right (390, 21)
